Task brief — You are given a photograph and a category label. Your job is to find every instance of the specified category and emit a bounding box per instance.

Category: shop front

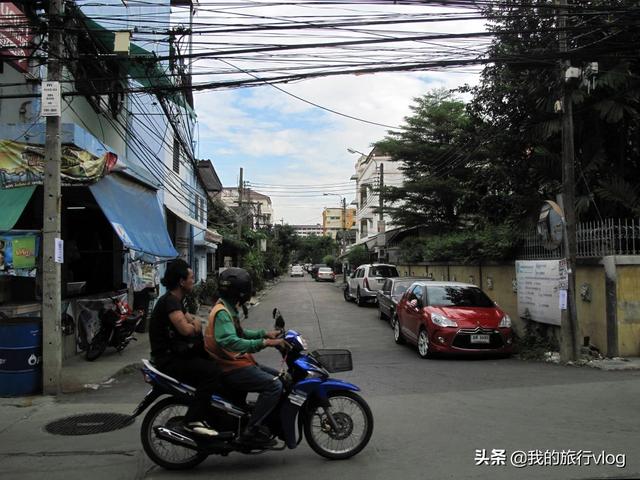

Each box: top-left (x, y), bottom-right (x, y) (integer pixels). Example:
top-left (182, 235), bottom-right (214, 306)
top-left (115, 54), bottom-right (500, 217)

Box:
top-left (0, 137), bottom-right (178, 395)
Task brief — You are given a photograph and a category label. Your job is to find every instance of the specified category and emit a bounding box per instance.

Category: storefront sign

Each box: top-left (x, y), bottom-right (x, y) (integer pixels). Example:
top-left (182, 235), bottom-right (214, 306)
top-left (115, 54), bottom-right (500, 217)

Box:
top-left (515, 260), bottom-right (562, 326)
top-left (0, 3), bottom-right (34, 73)
top-left (0, 232), bottom-right (39, 277)
top-left (0, 140), bottom-right (117, 188)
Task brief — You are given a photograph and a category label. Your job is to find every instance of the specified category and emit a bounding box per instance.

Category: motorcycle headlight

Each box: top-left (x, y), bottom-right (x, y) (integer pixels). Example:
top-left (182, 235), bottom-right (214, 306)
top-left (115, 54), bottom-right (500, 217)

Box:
top-left (499, 314), bottom-right (512, 328)
top-left (431, 313), bottom-right (458, 327)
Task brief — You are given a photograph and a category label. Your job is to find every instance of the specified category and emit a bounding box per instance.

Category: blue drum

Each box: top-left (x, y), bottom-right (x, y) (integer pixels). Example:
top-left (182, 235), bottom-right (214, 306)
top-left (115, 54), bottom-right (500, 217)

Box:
top-left (0, 318), bottom-right (42, 396)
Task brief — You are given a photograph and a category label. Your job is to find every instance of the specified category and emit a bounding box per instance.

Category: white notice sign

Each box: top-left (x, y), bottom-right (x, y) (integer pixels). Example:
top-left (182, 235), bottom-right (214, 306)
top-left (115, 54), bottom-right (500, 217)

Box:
top-left (516, 260), bottom-right (562, 326)
top-left (54, 238), bottom-right (64, 263)
top-left (41, 81), bottom-right (61, 117)
top-left (559, 289), bottom-right (568, 310)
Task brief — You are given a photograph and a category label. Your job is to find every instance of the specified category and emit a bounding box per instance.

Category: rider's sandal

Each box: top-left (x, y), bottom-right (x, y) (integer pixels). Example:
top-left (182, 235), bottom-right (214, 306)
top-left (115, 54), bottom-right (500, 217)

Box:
top-left (184, 421), bottom-right (219, 437)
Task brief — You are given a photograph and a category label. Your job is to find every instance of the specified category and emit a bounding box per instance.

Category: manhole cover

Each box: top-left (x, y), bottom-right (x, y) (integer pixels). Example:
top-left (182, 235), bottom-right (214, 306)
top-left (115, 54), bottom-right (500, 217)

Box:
top-left (45, 413), bottom-right (134, 436)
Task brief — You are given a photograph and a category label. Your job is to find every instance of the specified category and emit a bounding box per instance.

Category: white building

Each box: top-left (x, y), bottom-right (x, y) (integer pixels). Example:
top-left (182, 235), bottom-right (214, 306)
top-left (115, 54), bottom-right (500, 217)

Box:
top-left (219, 187), bottom-right (274, 229)
top-left (291, 224), bottom-right (325, 237)
top-left (352, 146), bottom-right (405, 260)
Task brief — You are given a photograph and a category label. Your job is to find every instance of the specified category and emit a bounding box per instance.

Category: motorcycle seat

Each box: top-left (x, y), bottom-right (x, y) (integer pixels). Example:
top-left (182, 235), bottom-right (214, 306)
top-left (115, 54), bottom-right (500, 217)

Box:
top-left (141, 359), bottom-right (248, 416)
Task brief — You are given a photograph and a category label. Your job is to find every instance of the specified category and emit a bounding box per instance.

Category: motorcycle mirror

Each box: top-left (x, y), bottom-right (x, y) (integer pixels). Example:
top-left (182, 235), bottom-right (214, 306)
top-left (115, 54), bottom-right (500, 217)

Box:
top-left (273, 308), bottom-right (285, 329)
top-left (272, 308), bottom-right (279, 319)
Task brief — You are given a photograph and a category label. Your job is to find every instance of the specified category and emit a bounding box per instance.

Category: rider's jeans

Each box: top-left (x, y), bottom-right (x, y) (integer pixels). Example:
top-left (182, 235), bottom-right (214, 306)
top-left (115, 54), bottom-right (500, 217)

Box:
top-left (224, 365), bottom-right (283, 428)
top-left (159, 356), bottom-right (223, 424)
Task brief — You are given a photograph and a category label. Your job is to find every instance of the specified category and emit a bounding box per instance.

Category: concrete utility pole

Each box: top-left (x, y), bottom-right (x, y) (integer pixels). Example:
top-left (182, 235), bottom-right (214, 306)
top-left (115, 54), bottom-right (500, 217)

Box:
top-left (42, 0), bottom-right (64, 394)
top-left (557, 0), bottom-right (579, 362)
top-left (237, 168), bottom-right (243, 266)
top-left (378, 163), bottom-right (384, 226)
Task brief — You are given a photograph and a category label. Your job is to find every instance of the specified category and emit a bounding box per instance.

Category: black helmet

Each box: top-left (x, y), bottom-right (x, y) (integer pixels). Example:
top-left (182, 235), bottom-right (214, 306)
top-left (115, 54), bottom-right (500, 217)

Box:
top-left (219, 268), bottom-right (252, 305)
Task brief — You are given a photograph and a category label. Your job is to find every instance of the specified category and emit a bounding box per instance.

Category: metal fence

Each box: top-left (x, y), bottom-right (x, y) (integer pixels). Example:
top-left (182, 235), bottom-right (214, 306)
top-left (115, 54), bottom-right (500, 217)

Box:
top-left (519, 218), bottom-right (640, 260)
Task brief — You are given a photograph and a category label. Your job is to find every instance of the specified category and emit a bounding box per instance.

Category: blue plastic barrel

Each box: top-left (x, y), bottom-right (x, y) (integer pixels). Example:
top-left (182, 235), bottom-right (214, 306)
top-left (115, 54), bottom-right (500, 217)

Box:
top-left (0, 318), bottom-right (42, 396)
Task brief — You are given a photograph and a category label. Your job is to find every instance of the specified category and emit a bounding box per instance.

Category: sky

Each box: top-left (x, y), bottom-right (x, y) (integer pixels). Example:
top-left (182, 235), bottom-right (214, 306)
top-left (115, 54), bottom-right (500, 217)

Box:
top-left (190, 3), bottom-right (487, 225)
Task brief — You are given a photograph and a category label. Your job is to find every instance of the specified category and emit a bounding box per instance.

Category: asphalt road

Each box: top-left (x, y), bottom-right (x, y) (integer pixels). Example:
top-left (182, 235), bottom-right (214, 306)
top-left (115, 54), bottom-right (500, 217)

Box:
top-left (3, 275), bottom-right (639, 480)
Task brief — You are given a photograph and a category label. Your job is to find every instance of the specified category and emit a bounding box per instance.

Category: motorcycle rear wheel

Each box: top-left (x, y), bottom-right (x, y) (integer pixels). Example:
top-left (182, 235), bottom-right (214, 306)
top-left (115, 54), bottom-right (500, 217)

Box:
top-left (85, 331), bottom-right (109, 361)
top-left (140, 397), bottom-right (208, 470)
top-left (304, 391), bottom-right (373, 460)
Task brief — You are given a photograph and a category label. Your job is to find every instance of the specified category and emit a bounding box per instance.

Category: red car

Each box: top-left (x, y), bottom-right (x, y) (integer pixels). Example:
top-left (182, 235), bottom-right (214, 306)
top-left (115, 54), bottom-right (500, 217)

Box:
top-left (392, 281), bottom-right (513, 358)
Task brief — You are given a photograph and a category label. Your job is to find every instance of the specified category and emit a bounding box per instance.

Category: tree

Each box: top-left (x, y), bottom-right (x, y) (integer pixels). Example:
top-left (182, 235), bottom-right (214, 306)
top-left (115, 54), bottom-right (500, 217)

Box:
top-left (376, 89), bottom-right (480, 232)
top-left (295, 235), bottom-right (337, 264)
top-left (468, 1), bottom-right (640, 221)
top-left (346, 245), bottom-right (369, 269)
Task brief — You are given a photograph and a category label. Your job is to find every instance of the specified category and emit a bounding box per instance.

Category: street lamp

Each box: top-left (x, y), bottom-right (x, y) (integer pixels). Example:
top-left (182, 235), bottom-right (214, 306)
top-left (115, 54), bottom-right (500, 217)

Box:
top-left (347, 147), bottom-right (367, 157)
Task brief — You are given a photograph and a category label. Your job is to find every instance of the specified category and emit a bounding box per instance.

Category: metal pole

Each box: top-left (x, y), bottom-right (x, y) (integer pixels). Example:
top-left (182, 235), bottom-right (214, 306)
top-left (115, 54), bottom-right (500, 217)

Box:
top-left (42, 0), bottom-right (64, 394)
top-left (557, 0), bottom-right (579, 362)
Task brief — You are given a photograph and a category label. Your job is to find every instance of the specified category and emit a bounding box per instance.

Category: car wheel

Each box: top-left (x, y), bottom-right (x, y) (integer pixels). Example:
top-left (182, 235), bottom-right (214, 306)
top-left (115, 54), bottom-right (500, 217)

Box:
top-left (392, 315), bottom-right (405, 345)
top-left (343, 286), bottom-right (352, 302)
top-left (417, 329), bottom-right (431, 359)
top-left (356, 288), bottom-right (364, 307)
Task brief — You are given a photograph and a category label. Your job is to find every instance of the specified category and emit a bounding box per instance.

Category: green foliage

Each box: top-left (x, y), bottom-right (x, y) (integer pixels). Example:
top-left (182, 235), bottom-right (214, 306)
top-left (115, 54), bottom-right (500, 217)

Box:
top-left (322, 255), bottom-right (336, 269)
top-left (242, 249), bottom-right (265, 293)
top-left (399, 225), bottom-right (520, 264)
top-left (516, 314), bottom-right (560, 361)
top-left (295, 235), bottom-right (337, 263)
top-left (346, 245), bottom-right (369, 269)
top-left (192, 277), bottom-right (218, 306)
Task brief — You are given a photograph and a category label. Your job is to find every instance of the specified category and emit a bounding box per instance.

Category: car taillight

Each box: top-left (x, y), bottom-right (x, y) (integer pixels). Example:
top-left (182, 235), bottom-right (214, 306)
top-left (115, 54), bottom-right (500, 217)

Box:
top-left (364, 278), bottom-right (370, 289)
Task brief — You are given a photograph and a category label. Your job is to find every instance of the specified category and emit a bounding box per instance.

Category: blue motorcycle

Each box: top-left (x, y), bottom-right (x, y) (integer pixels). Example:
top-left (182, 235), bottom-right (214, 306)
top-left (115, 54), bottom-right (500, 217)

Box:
top-left (133, 308), bottom-right (374, 470)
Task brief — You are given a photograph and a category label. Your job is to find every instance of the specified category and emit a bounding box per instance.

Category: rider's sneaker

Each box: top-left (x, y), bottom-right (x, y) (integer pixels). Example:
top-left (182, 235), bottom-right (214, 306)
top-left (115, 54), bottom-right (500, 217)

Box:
top-left (238, 426), bottom-right (277, 447)
top-left (183, 421), bottom-right (219, 438)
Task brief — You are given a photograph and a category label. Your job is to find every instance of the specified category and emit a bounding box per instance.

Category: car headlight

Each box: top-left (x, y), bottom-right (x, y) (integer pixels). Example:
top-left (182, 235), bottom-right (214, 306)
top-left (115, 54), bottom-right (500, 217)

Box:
top-left (499, 314), bottom-right (512, 328)
top-left (431, 313), bottom-right (458, 327)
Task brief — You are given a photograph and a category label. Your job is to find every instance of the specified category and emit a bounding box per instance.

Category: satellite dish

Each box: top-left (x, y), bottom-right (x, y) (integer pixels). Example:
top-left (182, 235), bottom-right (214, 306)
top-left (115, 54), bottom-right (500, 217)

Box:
top-left (537, 200), bottom-right (564, 250)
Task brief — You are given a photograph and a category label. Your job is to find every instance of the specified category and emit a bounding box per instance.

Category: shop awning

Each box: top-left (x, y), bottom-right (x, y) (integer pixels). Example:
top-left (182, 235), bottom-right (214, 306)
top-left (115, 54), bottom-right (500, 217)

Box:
top-left (0, 186), bottom-right (35, 231)
top-left (165, 204), bottom-right (222, 244)
top-left (89, 175), bottom-right (178, 260)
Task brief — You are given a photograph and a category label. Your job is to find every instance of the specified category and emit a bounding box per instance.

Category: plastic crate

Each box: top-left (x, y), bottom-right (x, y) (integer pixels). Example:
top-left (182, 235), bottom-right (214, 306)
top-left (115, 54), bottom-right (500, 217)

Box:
top-left (311, 349), bottom-right (353, 373)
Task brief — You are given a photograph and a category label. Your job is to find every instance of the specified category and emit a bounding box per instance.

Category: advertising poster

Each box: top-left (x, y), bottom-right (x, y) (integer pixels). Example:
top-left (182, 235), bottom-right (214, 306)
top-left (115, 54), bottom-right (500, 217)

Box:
top-left (0, 232), bottom-right (39, 277)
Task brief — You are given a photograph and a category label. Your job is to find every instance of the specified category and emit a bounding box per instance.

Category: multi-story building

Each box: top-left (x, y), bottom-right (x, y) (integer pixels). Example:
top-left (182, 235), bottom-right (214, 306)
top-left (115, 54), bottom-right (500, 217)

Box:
top-left (352, 146), bottom-right (405, 261)
top-left (322, 207), bottom-right (357, 240)
top-left (0, 1), bottom-right (222, 371)
top-left (292, 224), bottom-right (325, 237)
top-left (218, 187), bottom-right (274, 229)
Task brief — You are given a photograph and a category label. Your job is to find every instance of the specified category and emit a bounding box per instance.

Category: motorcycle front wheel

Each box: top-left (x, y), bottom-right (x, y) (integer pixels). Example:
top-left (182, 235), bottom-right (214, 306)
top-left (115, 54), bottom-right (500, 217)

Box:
top-left (140, 397), bottom-right (208, 470)
top-left (304, 391), bottom-right (373, 460)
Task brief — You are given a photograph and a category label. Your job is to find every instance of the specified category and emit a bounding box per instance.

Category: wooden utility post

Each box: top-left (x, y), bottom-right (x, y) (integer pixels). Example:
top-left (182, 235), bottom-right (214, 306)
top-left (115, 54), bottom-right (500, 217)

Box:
top-left (378, 163), bottom-right (384, 226)
top-left (557, 0), bottom-right (579, 362)
top-left (42, 0), bottom-right (64, 394)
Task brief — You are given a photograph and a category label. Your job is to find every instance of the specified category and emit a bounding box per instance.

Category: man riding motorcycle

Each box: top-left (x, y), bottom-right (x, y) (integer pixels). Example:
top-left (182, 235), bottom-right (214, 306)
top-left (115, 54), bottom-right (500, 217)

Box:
top-left (204, 267), bottom-right (288, 447)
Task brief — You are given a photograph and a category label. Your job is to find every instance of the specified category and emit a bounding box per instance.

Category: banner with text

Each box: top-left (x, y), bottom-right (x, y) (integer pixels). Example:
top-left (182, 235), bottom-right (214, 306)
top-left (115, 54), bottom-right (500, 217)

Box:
top-left (516, 260), bottom-right (564, 326)
top-left (0, 232), bottom-right (39, 277)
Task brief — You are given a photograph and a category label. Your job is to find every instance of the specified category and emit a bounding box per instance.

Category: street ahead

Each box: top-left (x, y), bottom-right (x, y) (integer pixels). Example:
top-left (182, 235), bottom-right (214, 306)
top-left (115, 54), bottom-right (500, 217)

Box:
top-left (2, 275), bottom-right (639, 480)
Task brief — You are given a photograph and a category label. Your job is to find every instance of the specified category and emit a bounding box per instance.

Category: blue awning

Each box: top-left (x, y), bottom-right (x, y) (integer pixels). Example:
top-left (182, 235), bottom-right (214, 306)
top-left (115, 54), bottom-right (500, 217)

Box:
top-left (89, 175), bottom-right (178, 261)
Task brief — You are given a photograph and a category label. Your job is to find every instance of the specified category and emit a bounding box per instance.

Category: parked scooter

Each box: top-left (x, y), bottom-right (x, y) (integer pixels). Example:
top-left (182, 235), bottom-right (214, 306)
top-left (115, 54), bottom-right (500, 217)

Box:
top-left (132, 308), bottom-right (374, 470)
top-left (85, 297), bottom-right (144, 361)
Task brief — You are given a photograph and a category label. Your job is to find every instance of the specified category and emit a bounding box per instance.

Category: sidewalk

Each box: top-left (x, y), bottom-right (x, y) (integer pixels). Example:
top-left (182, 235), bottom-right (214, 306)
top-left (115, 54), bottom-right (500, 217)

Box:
top-left (60, 334), bottom-right (149, 393)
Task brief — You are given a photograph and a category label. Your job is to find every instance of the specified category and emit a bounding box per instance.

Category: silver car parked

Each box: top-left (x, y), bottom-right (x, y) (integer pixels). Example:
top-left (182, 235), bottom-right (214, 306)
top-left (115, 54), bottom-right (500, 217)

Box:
top-left (344, 263), bottom-right (399, 307)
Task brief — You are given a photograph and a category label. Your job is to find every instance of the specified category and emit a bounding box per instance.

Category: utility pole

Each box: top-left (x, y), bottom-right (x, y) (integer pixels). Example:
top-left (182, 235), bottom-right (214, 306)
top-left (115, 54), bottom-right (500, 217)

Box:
top-left (557, 0), bottom-right (578, 362)
top-left (237, 168), bottom-right (243, 267)
top-left (378, 163), bottom-right (384, 228)
top-left (42, 0), bottom-right (64, 394)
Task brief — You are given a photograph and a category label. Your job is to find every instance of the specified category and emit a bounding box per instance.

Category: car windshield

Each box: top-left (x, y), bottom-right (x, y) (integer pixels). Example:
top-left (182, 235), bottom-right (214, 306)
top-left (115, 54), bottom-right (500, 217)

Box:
top-left (318, 268), bottom-right (332, 273)
top-left (368, 266), bottom-right (399, 278)
top-left (426, 286), bottom-right (495, 308)
top-left (392, 281), bottom-right (413, 297)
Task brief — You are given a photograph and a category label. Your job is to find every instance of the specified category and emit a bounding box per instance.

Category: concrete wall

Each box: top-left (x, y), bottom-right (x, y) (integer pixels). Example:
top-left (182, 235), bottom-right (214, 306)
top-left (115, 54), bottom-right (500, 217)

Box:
top-left (616, 263), bottom-right (640, 356)
top-left (395, 261), bottom-right (639, 356)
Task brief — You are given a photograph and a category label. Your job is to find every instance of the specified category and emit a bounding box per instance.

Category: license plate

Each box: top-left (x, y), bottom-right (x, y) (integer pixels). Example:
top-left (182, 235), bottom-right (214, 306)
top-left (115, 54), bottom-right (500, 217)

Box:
top-left (470, 334), bottom-right (490, 344)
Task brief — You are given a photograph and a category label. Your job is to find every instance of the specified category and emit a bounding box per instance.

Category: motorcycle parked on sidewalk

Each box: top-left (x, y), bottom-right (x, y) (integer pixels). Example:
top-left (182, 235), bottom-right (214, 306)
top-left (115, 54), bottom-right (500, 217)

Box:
top-left (132, 308), bottom-right (374, 470)
top-left (85, 297), bottom-right (144, 361)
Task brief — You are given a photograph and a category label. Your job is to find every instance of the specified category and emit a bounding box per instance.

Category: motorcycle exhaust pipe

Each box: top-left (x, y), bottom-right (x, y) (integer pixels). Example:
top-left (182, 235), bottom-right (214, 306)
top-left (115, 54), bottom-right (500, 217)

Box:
top-left (154, 426), bottom-right (198, 449)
